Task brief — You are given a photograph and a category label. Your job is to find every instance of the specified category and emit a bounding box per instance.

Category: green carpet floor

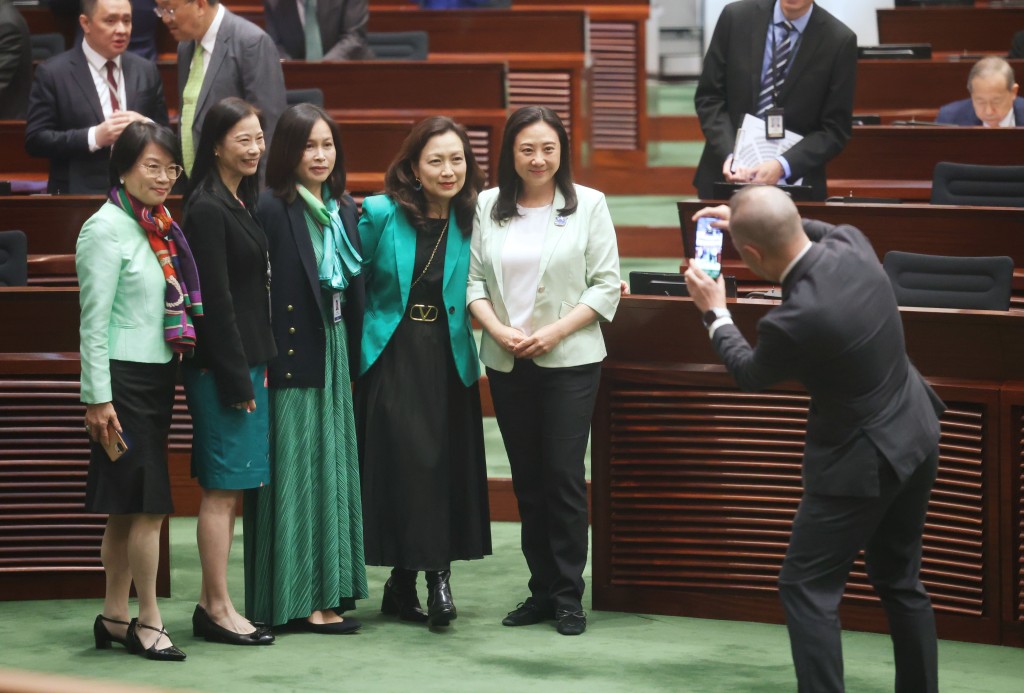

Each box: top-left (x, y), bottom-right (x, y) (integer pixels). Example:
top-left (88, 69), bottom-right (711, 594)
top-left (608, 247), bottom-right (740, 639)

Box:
top-left (1, 519), bottom-right (1021, 692)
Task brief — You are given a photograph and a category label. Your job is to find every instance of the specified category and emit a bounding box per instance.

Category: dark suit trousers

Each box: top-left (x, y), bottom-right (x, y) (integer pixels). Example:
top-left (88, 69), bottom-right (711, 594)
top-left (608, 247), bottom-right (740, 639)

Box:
top-left (487, 360), bottom-right (600, 611)
top-left (779, 448), bottom-right (939, 693)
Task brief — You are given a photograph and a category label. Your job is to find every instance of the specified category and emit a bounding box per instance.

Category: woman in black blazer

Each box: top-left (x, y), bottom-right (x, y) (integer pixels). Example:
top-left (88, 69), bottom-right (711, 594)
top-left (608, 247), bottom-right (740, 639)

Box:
top-left (244, 104), bottom-right (367, 634)
top-left (182, 97), bottom-right (276, 646)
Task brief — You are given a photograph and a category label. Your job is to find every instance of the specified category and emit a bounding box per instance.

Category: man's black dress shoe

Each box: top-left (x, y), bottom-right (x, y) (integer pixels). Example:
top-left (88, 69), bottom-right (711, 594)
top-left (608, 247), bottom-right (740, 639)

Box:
top-left (555, 608), bottom-right (587, 636)
top-left (502, 598), bottom-right (554, 627)
top-left (192, 604), bottom-right (275, 645)
top-left (94, 614), bottom-right (132, 650)
top-left (125, 619), bottom-right (187, 661)
top-left (298, 616), bottom-right (362, 635)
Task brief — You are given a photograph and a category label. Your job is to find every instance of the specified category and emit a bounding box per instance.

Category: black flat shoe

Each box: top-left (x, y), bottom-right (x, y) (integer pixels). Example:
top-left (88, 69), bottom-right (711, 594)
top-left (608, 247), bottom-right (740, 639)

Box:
top-left (298, 616), bottom-right (362, 635)
top-left (94, 614), bottom-right (132, 650)
top-left (555, 608), bottom-right (587, 636)
top-left (125, 619), bottom-right (187, 661)
top-left (192, 604), bottom-right (275, 646)
top-left (380, 570), bottom-right (428, 623)
top-left (425, 570), bottom-right (456, 628)
top-left (502, 598), bottom-right (554, 627)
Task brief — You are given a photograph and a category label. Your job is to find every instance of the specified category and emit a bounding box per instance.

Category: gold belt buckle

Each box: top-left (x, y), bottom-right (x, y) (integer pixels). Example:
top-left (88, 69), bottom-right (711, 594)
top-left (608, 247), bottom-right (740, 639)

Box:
top-left (409, 304), bottom-right (439, 322)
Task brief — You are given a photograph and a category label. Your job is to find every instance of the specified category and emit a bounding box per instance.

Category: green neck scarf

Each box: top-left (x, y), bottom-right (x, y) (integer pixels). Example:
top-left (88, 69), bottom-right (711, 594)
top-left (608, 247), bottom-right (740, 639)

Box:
top-left (296, 184), bottom-right (362, 291)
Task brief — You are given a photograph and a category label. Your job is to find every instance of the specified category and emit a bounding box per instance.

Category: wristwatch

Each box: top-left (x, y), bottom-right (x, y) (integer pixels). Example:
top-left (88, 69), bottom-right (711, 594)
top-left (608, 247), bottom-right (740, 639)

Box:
top-left (702, 307), bottom-right (731, 329)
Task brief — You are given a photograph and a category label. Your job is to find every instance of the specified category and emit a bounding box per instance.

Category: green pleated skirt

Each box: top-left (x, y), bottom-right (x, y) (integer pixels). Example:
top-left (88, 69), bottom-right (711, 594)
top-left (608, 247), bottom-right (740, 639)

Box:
top-left (243, 316), bottom-right (368, 626)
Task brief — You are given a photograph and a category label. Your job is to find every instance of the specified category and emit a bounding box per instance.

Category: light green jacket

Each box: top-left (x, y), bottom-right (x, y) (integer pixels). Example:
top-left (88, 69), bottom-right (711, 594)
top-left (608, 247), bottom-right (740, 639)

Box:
top-left (467, 184), bottom-right (621, 373)
top-left (76, 201), bottom-right (174, 403)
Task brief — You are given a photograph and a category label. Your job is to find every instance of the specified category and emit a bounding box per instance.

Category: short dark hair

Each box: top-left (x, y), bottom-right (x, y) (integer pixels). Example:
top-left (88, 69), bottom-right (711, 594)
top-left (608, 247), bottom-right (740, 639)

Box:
top-left (186, 97), bottom-right (263, 208)
top-left (383, 116), bottom-right (484, 237)
top-left (492, 106), bottom-right (577, 224)
top-left (265, 103), bottom-right (347, 205)
top-left (80, 0), bottom-right (98, 18)
top-left (109, 121), bottom-right (181, 188)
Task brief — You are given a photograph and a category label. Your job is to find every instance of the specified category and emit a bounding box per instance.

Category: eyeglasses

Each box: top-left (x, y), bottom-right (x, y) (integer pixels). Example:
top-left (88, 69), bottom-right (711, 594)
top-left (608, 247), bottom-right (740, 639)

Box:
top-left (139, 163), bottom-right (185, 180)
top-left (152, 1), bottom-right (192, 19)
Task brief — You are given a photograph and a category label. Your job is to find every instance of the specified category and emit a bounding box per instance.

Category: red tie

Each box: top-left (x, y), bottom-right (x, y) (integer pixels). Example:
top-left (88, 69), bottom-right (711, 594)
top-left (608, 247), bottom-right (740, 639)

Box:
top-left (105, 60), bottom-right (121, 112)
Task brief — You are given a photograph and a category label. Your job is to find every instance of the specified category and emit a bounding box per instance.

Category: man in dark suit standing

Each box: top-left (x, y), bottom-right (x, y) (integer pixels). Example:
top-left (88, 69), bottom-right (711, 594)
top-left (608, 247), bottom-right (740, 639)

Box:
top-left (155, 0), bottom-right (286, 178)
top-left (24, 0), bottom-right (168, 194)
top-left (263, 0), bottom-right (373, 61)
top-left (0, 0), bottom-right (31, 119)
top-left (936, 57), bottom-right (1024, 127)
top-left (683, 185), bottom-right (944, 693)
top-left (694, 0), bottom-right (857, 201)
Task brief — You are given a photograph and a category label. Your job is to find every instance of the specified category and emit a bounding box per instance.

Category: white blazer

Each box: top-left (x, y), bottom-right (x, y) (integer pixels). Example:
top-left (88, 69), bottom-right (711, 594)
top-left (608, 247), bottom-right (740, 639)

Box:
top-left (467, 184), bottom-right (620, 373)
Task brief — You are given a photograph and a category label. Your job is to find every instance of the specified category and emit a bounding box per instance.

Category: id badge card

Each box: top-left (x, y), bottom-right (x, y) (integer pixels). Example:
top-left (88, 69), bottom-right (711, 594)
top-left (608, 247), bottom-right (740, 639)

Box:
top-left (765, 107), bottom-right (785, 140)
top-left (332, 292), bottom-right (343, 324)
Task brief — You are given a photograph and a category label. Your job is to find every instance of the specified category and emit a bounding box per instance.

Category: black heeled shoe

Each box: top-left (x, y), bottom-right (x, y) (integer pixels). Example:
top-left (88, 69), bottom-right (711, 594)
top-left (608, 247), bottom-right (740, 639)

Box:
top-left (93, 614), bottom-right (131, 650)
top-left (125, 619), bottom-right (187, 661)
top-left (425, 570), bottom-right (457, 628)
top-left (192, 604), bottom-right (275, 646)
top-left (380, 568), bottom-right (428, 623)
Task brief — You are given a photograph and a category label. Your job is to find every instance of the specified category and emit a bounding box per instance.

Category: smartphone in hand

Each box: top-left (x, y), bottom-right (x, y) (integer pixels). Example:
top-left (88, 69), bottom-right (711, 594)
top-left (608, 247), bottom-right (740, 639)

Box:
top-left (102, 429), bottom-right (128, 462)
top-left (694, 216), bottom-right (724, 279)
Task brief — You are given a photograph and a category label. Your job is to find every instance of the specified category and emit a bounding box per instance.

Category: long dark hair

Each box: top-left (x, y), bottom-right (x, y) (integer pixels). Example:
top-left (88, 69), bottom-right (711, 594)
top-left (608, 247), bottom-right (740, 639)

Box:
top-left (492, 106), bottom-right (577, 224)
top-left (265, 103), bottom-right (347, 205)
top-left (383, 116), bottom-right (484, 236)
top-left (185, 97), bottom-right (263, 209)
top-left (109, 121), bottom-right (181, 188)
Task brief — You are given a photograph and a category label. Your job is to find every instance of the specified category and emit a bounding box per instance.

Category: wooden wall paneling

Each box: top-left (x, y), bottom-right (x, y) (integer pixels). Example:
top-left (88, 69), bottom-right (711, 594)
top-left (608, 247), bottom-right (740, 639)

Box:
top-left (877, 7), bottom-right (1024, 52)
top-left (998, 384), bottom-right (1024, 647)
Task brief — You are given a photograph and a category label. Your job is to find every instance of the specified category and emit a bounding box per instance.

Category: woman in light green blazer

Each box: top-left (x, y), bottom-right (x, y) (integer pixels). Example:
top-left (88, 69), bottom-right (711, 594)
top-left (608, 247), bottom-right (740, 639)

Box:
top-left (78, 122), bottom-right (200, 661)
top-left (467, 106), bottom-right (620, 637)
top-left (355, 116), bottom-right (492, 629)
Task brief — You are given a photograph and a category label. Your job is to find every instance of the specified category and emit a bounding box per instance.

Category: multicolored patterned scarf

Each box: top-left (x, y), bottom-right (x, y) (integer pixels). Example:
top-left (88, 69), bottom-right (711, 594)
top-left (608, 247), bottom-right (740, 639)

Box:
top-left (109, 187), bottom-right (204, 353)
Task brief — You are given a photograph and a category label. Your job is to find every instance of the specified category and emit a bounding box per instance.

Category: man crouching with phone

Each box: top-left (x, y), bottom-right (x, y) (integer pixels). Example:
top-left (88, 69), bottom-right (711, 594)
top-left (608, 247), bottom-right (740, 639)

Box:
top-left (683, 185), bottom-right (944, 693)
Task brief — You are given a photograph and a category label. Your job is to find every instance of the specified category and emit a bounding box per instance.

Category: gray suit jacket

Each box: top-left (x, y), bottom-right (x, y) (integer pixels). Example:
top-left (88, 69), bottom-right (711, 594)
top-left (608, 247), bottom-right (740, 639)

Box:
top-left (264, 0), bottom-right (373, 60)
top-left (712, 220), bottom-right (944, 497)
top-left (25, 46), bottom-right (169, 194)
top-left (0, 0), bottom-right (30, 119)
top-left (177, 8), bottom-right (286, 161)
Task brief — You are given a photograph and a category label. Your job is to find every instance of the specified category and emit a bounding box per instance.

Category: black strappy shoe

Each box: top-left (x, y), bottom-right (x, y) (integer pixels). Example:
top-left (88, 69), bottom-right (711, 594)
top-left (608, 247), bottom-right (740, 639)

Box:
top-left (93, 614), bottom-right (131, 650)
top-left (125, 618), bottom-right (187, 661)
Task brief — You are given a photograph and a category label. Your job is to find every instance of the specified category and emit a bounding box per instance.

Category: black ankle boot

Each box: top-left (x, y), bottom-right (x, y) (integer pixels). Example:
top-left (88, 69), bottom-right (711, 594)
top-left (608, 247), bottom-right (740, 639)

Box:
top-left (381, 568), bottom-right (428, 623)
top-left (425, 570), bottom-right (457, 627)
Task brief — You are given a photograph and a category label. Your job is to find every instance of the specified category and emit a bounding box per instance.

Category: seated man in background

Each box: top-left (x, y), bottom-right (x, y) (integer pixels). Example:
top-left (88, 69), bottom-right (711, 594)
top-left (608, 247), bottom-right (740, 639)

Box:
top-left (936, 56), bottom-right (1024, 128)
top-left (25, 0), bottom-right (168, 193)
top-left (263, 0), bottom-right (373, 61)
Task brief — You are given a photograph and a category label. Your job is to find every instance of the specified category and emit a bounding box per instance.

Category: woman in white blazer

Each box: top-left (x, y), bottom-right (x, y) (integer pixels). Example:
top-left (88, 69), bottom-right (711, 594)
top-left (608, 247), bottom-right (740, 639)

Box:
top-left (467, 106), bottom-right (620, 636)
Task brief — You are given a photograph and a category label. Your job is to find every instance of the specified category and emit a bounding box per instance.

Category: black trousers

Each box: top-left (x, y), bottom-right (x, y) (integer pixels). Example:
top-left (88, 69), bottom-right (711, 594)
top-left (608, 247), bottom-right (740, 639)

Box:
top-left (779, 448), bottom-right (939, 693)
top-left (487, 360), bottom-right (601, 612)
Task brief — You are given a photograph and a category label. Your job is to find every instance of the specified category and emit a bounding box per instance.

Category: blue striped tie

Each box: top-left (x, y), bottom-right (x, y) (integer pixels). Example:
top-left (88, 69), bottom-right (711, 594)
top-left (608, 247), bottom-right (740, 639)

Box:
top-left (756, 21), bottom-right (796, 117)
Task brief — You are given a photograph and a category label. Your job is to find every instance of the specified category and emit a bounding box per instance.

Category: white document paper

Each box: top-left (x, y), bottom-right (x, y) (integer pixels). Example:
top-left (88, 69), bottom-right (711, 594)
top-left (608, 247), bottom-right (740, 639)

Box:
top-left (733, 113), bottom-right (805, 186)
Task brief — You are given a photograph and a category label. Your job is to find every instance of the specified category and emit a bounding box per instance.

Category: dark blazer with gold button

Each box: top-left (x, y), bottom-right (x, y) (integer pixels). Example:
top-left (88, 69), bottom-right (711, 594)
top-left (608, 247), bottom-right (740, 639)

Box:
top-left (182, 175), bottom-right (277, 405)
top-left (257, 189), bottom-right (364, 389)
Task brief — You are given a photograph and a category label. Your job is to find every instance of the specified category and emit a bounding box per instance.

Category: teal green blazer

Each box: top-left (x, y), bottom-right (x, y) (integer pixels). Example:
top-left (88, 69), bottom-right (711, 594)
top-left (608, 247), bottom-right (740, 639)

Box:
top-left (76, 201), bottom-right (174, 403)
top-left (357, 194), bottom-right (480, 387)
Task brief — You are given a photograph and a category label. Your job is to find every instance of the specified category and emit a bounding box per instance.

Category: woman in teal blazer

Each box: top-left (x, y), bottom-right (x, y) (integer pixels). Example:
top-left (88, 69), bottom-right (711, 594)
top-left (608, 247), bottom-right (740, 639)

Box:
top-left (78, 122), bottom-right (197, 661)
top-left (356, 116), bottom-right (492, 628)
top-left (467, 106), bottom-right (620, 636)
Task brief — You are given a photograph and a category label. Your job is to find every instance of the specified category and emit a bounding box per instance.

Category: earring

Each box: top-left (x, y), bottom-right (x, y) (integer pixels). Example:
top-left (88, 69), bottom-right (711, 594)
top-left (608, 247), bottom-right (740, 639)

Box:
top-left (119, 177), bottom-right (124, 184)
top-left (413, 177), bottom-right (423, 191)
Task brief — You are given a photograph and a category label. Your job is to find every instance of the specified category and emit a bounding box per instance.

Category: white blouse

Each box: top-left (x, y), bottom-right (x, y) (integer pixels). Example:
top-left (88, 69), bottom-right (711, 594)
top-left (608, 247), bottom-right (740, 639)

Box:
top-left (500, 203), bottom-right (551, 335)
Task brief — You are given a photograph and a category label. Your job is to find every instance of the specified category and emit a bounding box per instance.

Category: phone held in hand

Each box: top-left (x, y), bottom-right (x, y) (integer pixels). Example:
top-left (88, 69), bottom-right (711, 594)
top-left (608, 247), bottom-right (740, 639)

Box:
top-left (102, 429), bottom-right (128, 462)
top-left (694, 217), bottom-right (723, 279)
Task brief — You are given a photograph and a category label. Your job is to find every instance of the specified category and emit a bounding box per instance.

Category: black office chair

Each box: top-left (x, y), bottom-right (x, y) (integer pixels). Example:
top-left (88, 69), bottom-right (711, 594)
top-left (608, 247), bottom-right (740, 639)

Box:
top-left (930, 162), bottom-right (1024, 207)
top-left (30, 33), bottom-right (66, 61)
top-left (0, 230), bottom-right (28, 287)
top-left (367, 32), bottom-right (429, 60)
top-left (285, 88), bottom-right (325, 108)
top-left (882, 251), bottom-right (1013, 311)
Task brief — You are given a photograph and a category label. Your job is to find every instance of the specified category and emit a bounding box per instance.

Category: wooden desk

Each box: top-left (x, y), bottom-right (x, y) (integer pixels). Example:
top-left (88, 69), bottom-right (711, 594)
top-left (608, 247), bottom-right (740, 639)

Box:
top-left (855, 60), bottom-right (1024, 118)
top-left (0, 288), bottom-right (170, 601)
top-left (591, 296), bottom-right (1024, 647)
top-left (827, 126), bottom-right (1024, 200)
top-left (0, 121), bottom-right (46, 179)
top-left (877, 7), bottom-right (1024, 52)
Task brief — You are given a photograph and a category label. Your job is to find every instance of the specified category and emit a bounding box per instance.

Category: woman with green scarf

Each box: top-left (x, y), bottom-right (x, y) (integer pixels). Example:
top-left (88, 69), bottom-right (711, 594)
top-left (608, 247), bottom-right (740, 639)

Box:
top-left (245, 103), bottom-right (367, 634)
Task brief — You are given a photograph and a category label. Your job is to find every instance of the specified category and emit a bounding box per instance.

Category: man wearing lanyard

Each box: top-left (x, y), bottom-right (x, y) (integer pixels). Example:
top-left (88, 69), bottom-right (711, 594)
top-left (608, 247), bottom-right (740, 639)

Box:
top-left (693, 0), bottom-right (857, 201)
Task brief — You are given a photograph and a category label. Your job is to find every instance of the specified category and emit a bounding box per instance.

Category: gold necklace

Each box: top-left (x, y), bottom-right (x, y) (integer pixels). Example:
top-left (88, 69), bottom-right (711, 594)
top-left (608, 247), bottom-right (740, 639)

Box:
top-left (410, 218), bottom-right (449, 289)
